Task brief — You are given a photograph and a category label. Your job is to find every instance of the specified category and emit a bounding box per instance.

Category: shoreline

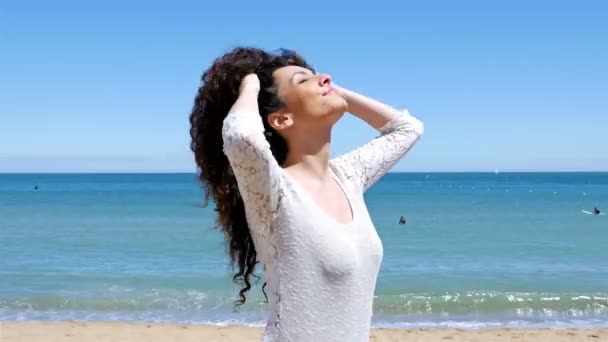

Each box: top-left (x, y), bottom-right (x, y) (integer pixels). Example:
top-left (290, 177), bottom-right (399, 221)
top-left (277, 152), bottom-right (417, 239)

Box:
top-left (1, 321), bottom-right (606, 341)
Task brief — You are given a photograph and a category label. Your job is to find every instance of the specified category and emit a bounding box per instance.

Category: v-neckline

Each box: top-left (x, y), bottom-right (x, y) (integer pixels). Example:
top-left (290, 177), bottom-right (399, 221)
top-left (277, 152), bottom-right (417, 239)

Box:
top-left (279, 166), bottom-right (356, 227)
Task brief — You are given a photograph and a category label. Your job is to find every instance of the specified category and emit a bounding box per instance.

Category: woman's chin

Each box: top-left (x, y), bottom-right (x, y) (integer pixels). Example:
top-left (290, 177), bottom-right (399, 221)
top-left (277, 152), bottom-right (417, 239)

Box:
top-left (313, 99), bottom-right (348, 124)
top-left (330, 96), bottom-right (348, 114)
top-left (325, 107), bottom-right (347, 125)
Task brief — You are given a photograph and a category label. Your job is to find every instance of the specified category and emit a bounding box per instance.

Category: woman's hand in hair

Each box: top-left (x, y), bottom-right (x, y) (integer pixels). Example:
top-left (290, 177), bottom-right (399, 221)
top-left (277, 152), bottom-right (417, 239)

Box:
top-left (239, 74), bottom-right (260, 95)
top-left (230, 74), bottom-right (261, 114)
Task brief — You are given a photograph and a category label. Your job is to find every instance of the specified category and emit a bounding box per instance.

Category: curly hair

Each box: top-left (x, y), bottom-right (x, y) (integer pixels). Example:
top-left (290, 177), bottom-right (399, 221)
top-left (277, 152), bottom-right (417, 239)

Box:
top-left (189, 47), bottom-right (313, 307)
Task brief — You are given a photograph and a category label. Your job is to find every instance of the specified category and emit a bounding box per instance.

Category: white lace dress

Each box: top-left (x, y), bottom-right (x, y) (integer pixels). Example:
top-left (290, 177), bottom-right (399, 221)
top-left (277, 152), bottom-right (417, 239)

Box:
top-left (222, 108), bottom-right (423, 342)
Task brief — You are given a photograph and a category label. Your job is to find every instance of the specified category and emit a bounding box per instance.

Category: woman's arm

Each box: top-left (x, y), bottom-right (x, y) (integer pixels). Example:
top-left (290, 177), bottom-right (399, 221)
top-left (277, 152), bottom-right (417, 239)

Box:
top-left (222, 75), bottom-right (282, 230)
top-left (335, 85), bottom-right (404, 130)
top-left (331, 85), bottom-right (424, 191)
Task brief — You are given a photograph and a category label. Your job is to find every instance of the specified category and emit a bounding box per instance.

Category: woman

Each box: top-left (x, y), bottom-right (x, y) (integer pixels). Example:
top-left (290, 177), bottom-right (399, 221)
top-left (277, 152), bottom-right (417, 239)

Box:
top-left (189, 47), bottom-right (423, 341)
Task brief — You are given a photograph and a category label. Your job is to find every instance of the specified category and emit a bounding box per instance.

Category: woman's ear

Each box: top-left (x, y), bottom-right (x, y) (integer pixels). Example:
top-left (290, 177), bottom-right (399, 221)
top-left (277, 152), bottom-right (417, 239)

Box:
top-left (267, 112), bottom-right (294, 131)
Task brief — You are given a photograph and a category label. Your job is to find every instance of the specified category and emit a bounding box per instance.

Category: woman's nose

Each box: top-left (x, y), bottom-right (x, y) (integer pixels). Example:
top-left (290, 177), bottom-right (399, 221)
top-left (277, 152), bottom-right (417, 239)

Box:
top-left (318, 74), bottom-right (332, 86)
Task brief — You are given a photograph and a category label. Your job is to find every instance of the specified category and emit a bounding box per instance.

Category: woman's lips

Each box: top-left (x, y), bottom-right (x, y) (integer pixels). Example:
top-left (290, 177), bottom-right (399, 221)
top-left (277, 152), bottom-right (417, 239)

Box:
top-left (323, 88), bottom-right (335, 96)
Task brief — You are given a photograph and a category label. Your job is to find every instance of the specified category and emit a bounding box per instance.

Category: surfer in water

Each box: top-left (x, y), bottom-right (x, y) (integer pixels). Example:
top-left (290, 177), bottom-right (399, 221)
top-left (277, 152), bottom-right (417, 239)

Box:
top-left (593, 207), bottom-right (601, 215)
top-left (398, 216), bottom-right (406, 225)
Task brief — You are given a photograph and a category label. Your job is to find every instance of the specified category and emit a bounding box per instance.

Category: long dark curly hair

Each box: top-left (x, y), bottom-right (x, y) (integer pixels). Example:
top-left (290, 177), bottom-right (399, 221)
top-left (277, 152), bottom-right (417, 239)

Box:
top-left (189, 47), bottom-right (312, 306)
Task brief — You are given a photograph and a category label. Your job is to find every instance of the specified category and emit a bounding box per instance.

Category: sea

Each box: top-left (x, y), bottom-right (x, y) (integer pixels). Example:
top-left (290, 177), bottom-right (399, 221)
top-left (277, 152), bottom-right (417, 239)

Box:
top-left (1, 173), bottom-right (607, 329)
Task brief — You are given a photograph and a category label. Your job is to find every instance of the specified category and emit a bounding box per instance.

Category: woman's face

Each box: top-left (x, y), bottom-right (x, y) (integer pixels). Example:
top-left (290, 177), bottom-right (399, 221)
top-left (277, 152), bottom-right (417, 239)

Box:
top-left (270, 65), bottom-right (347, 130)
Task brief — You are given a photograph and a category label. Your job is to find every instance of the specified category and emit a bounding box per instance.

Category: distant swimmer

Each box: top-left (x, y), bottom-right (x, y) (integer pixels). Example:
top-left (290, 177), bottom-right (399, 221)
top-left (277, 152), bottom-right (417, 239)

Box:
top-left (33, 185), bottom-right (39, 191)
top-left (398, 216), bottom-right (406, 225)
top-left (582, 207), bottom-right (603, 215)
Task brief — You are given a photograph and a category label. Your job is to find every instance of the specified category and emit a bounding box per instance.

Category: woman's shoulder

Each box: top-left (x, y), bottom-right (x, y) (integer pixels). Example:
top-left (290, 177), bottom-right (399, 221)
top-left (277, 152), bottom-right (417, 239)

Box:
top-left (329, 160), bottom-right (363, 194)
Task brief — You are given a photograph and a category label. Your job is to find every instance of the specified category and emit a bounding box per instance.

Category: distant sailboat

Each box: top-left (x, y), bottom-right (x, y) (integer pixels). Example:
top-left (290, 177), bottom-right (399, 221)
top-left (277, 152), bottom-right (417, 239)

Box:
top-left (494, 169), bottom-right (500, 175)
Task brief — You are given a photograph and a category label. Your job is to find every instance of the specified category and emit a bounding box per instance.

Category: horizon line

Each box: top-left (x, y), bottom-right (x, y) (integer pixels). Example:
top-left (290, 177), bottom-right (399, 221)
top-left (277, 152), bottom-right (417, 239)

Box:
top-left (1, 170), bottom-right (607, 175)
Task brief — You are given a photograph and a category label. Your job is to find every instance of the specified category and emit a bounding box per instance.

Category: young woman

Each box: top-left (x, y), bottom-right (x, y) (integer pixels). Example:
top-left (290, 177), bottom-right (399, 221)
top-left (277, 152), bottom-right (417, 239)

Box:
top-left (190, 47), bottom-right (424, 341)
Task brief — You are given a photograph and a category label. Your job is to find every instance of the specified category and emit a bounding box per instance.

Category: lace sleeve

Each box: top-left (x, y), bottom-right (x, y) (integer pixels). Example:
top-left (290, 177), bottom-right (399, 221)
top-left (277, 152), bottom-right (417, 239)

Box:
top-left (331, 109), bottom-right (424, 192)
top-left (222, 109), bottom-right (282, 231)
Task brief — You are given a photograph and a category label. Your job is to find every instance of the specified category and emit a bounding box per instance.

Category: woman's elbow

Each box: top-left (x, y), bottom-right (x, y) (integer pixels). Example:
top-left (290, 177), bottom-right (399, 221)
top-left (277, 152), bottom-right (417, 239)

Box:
top-left (414, 119), bottom-right (424, 136)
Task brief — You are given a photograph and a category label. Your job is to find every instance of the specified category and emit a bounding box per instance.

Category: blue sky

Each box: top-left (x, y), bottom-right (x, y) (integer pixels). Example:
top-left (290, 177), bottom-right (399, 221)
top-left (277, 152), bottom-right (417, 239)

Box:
top-left (1, 0), bottom-right (606, 172)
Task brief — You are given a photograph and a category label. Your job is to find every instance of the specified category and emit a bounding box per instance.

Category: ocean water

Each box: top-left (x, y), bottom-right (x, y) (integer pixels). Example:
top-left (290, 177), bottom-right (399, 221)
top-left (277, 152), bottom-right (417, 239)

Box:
top-left (0, 173), bottom-right (607, 328)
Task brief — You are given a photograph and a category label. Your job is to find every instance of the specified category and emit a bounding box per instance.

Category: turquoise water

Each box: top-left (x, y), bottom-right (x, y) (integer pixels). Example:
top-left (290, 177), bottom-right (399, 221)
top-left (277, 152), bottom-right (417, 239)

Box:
top-left (0, 173), bottom-right (607, 328)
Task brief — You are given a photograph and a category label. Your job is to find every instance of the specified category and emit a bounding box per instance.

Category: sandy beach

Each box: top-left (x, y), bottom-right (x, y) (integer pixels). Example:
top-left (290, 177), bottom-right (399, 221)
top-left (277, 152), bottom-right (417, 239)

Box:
top-left (0, 321), bottom-right (606, 341)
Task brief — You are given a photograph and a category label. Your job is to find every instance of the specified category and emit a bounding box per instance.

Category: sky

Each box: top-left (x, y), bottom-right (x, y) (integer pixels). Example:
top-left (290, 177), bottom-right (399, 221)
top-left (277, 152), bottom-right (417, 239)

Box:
top-left (1, 0), bottom-right (607, 172)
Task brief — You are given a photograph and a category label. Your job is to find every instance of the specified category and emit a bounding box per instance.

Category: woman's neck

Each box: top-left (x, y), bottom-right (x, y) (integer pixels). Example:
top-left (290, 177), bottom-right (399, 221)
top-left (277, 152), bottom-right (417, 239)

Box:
top-left (282, 127), bottom-right (332, 182)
